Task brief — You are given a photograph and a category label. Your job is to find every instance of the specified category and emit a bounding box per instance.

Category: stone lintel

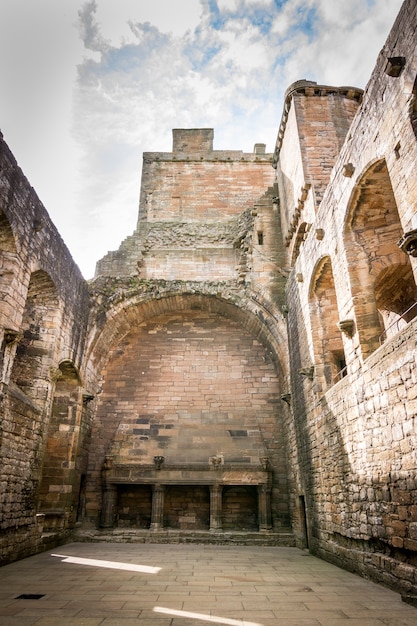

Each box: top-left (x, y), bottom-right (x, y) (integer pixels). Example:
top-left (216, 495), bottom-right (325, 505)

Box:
top-left (106, 464), bottom-right (270, 485)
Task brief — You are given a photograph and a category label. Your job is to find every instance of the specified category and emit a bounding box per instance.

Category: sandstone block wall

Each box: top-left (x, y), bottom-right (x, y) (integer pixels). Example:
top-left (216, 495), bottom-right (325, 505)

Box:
top-left (84, 308), bottom-right (289, 530)
top-left (275, 82), bottom-right (362, 261)
top-left (279, 0), bottom-right (417, 593)
top-left (0, 133), bottom-right (90, 564)
top-left (95, 129), bottom-right (276, 281)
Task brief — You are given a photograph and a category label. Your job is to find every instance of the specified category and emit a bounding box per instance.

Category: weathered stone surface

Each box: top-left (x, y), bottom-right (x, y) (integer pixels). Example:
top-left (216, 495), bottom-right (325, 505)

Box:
top-left (1, 0), bottom-right (417, 599)
top-left (0, 132), bottom-right (90, 564)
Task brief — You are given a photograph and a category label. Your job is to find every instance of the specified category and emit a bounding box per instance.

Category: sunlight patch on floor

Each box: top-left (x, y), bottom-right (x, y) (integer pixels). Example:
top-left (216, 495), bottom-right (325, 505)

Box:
top-left (51, 553), bottom-right (161, 573)
top-left (154, 606), bottom-right (263, 626)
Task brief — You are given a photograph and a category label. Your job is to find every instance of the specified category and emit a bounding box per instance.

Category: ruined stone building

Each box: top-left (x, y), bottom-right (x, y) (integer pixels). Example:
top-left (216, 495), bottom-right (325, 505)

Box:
top-left (1, 0), bottom-right (417, 596)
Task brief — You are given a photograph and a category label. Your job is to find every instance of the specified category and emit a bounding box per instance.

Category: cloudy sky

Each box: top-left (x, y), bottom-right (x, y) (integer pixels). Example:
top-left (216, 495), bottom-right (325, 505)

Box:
top-left (0, 0), bottom-right (404, 278)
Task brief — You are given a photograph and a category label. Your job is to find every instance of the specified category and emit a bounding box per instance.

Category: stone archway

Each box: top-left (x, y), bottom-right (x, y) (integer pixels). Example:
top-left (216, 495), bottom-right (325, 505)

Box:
top-left (344, 160), bottom-right (417, 357)
top-left (84, 289), bottom-right (291, 536)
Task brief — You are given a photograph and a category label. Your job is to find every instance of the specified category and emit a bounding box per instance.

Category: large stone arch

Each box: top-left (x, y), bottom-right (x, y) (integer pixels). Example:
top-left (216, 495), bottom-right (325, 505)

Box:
top-left (343, 159), bottom-right (417, 358)
top-left (84, 285), bottom-right (290, 533)
top-left (86, 284), bottom-right (289, 381)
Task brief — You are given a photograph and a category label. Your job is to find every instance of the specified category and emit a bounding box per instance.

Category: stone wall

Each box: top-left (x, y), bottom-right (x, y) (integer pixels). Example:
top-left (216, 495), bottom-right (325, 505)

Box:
top-left (280, 0), bottom-right (417, 593)
top-left (84, 300), bottom-right (290, 531)
top-left (0, 132), bottom-right (90, 564)
top-left (94, 129), bottom-right (276, 281)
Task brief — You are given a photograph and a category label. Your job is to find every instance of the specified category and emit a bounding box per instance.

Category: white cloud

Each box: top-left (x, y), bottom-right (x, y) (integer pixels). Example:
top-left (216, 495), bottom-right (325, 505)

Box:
top-left (0, 0), bottom-right (405, 278)
top-left (277, 0), bottom-right (403, 88)
top-left (95, 0), bottom-right (203, 42)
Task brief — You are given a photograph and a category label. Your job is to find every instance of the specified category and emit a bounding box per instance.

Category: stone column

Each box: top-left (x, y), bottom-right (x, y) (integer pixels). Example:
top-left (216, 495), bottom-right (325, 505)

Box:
top-left (100, 455), bottom-right (117, 528)
top-left (100, 484), bottom-right (117, 528)
top-left (258, 484), bottom-right (272, 532)
top-left (209, 484), bottom-right (223, 532)
top-left (150, 484), bottom-right (165, 531)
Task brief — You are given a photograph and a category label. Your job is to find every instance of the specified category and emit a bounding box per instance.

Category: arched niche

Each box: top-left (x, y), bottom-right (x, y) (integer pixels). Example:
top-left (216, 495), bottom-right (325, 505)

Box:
top-left (11, 270), bottom-right (60, 400)
top-left (37, 360), bottom-right (83, 531)
top-left (86, 290), bottom-right (288, 381)
top-left (10, 270), bottom-right (61, 402)
top-left (309, 256), bottom-right (346, 386)
top-left (344, 159), bottom-right (416, 357)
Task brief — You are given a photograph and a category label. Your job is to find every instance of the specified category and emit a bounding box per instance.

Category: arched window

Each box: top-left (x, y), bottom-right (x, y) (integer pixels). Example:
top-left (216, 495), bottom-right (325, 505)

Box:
top-left (344, 160), bottom-right (417, 357)
top-left (375, 264), bottom-right (417, 342)
top-left (309, 257), bottom-right (346, 386)
top-left (10, 270), bottom-right (60, 402)
top-left (37, 360), bottom-right (82, 531)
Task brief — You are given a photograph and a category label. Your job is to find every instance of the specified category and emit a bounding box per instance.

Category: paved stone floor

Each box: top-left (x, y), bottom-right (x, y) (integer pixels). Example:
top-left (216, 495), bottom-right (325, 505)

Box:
top-left (0, 543), bottom-right (416, 625)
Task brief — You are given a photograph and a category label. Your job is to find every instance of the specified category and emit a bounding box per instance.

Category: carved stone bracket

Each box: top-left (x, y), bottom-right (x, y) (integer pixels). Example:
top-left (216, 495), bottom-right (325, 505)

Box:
top-left (153, 456), bottom-right (165, 470)
top-left (260, 457), bottom-right (270, 471)
top-left (3, 329), bottom-right (23, 345)
top-left (281, 393), bottom-right (292, 405)
top-left (337, 319), bottom-right (355, 337)
top-left (342, 163), bottom-right (355, 178)
top-left (398, 229), bottom-right (417, 257)
top-left (299, 366), bottom-right (314, 380)
top-left (209, 454), bottom-right (223, 469)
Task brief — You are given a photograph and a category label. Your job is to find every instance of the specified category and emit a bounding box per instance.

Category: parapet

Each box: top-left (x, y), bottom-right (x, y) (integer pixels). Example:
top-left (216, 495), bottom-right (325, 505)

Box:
top-left (273, 80), bottom-right (363, 166)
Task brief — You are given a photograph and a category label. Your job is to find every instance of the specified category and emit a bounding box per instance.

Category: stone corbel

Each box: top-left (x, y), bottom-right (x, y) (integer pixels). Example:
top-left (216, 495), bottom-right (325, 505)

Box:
top-left (3, 329), bottom-right (23, 345)
top-left (82, 392), bottom-right (95, 404)
top-left (342, 163), bottom-right (355, 178)
top-left (337, 319), bottom-right (355, 337)
top-left (299, 366), bottom-right (314, 380)
top-left (398, 229), bottom-right (417, 257)
top-left (103, 455), bottom-right (114, 472)
top-left (209, 454), bottom-right (223, 469)
top-left (281, 393), bottom-right (291, 405)
top-left (154, 456), bottom-right (165, 470)
top-left (260, 457), bottom-right (270, 471)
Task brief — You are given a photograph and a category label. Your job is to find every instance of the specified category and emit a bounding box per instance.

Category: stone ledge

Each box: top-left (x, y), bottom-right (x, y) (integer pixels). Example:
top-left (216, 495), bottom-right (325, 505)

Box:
top-left (73, 528), bottom-right (295, 547)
